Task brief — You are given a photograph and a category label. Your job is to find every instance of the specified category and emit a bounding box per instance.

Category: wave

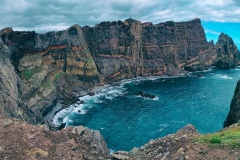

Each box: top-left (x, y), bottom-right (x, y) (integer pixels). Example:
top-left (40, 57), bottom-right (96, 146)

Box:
top-left (52, 103), bottom-right (88, 127)
top-left (135, 95), bottom-right (159, 101)
top-left (53, 85), bottom-right (127, 127)
top-left (158, 123), bottom-right (169, 132)
top-left (52, 105), bottom-right (74, 127)
top-left (153, 96), bottom-right (159, 101)
top-left (119, 75), bottom-right (176, 87)
top-left (216, 74), bottom-right (233, 79)
top-left (233, 66), bottom-right (240, 71)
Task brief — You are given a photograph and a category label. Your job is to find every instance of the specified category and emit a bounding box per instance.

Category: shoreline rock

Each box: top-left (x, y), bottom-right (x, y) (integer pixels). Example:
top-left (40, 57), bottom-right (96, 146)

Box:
top-left (133, 91), bottom-right (156, 99)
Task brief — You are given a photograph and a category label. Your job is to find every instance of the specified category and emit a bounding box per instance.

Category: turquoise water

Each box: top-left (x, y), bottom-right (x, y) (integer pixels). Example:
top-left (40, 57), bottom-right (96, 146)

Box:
top-left (53, 67), bottom-right (240, 151)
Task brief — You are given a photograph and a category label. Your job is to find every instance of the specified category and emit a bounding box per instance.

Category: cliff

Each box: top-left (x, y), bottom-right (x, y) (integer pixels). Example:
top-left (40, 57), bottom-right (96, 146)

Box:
top-left (215, 33), bottom-right (240, 69)
top-left (83, 18), bottom-right (239, 83)
top-left (83, 18), bottom-right (213, 82)
top-left (224, 80), bottom-right (240, 127)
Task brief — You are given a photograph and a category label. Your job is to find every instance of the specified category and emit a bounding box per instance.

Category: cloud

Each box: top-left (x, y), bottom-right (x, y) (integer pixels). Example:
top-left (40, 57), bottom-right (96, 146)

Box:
top-left (205, 29), bottom-right (221, 35)
top-left (0, 0), bottom-right (240, 33)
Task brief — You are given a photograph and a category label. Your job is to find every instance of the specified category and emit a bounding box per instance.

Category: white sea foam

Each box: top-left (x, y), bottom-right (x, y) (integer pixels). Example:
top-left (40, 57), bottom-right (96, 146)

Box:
top-left (153, 96), bottom-right (159, 101)
top-left (53, 85), bottom-right (127, 127)
top-left (109, 149), bottom-right (114, 155)
top-left (158, 123), bottom-right (169, 132)
top-left (233, 66), bottom-right (240, 70)
top-left (216, 74), bottom-right (233, 79)
top-left (52, 103), bottom-right (88, 127)
top-left (200, 67), bottom-right (214, 72)
top-left (135, 95), bottom-right (159, 101)
top-left (119, 76), bottom-right (170, 87)
top-left (52, 105), bottom-right (75, 127)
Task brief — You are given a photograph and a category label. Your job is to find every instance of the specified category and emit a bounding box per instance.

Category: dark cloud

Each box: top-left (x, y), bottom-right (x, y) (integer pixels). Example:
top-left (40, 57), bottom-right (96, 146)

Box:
top-left (0, 0), bottom-right (240, 32)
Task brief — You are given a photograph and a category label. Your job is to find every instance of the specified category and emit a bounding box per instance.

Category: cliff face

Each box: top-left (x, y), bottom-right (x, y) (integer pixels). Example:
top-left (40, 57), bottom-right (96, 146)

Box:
top-left (0, 34), bottom-right (43, 124)
top-left (224, 80), bottom-right (240, 127)
top-left (0, 18), bottom-right (239, 124)
top-left (215, 33), bottom-right (240, 69)
top-left (83, 18), bottom-right (215, 83)
top-left (83, 18), bottom-right (239, 83)
top-left (0, 26), bottom-right (101, 121)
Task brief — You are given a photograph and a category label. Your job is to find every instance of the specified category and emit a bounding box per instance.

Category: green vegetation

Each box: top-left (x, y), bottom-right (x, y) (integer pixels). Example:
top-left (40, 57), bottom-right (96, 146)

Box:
top-left (20, 66), bottom-right (42, 80)
top-left (40, 80), bottom-right (53, 89)
top-left (87, 57), bottom-right (93, 64)
top-left (55, 71), bottom-right (65, 81)
top-left (196, 125), bottom-right (240, 148)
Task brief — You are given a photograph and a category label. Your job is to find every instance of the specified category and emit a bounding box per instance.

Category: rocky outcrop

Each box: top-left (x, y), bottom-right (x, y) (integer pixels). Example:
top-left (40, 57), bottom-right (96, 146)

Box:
top-left (133, 91), bottom-right (156, 99)
top-left (0, 112), bottom-right (110, 160)
top-left (224, 80), bottom-right (240, 127)
top-left (112, 124), bottom-right (240, 160)
top-left (215, 33), bottom-right (240, 69)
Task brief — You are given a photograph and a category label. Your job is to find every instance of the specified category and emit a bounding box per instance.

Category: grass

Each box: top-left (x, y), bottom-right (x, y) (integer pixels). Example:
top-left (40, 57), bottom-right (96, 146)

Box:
top-left (87, 57), bottom-right (93, 64)
top-left (196, 125), bottom-right (240, 148)
top-left (40, 81), bottom-right (53, 89)
top-left (55, 71), bottom-right (65, 81)
top-left (20, 66), bottom-right (42, 80)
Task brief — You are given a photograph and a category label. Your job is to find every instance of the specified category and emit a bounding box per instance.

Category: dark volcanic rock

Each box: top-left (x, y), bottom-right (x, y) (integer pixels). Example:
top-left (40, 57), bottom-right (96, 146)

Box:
top-left (83, 18), bottom-right (239, 83)
top-left (224, 80), bottom-right (240, 127)
top-left (214, 33), bottom-right (240, 69)
top-left (134, 91), bottom-right (156, 99)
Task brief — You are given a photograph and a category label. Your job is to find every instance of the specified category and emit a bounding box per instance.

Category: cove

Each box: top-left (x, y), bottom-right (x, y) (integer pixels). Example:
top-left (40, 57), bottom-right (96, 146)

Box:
top-left (53, 67), bottom-right (240, 151)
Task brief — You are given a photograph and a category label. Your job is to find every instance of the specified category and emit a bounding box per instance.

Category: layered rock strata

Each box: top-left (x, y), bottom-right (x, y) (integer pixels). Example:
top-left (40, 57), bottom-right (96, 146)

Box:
top-left (83, 18), bottom-right (239, 83)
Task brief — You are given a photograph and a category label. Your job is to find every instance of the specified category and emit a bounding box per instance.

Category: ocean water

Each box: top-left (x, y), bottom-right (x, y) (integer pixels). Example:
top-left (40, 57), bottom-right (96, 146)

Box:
top-left (53, 67), bottom-right (240, 151)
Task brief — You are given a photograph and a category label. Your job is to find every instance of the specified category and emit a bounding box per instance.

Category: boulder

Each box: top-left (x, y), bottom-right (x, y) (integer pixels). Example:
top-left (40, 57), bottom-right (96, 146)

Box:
top-left (133, 91), bottom-right (156, 99)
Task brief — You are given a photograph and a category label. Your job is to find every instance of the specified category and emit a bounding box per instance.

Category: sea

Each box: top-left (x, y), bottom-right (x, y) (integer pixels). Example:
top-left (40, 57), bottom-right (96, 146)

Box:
top-left (53, 67), bottom-right (240, 152)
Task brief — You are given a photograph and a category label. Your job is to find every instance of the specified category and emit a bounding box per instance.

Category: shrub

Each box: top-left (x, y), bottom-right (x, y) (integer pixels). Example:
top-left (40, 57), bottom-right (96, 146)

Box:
top-left (55, 71), bottom-right (65, 81)
top-left (209, 136), bottom-right (222, 144)
top-left (20, 66), bottom-right (42, 80)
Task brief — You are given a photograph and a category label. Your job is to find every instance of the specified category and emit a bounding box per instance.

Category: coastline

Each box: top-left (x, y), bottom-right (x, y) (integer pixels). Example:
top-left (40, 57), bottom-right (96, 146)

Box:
top-left (43, 101), bottom-right (63, 121)
top-left (44, 68), bottom-right (216, 124)
top-left (43, 84), bottom-right (111, 123)
top-left (91, 84), bottom-right (111, 94)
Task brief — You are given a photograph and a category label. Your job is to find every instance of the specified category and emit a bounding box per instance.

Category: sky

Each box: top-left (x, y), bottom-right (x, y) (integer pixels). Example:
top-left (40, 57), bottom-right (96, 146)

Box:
top-left (0, 0), bottom-right (240, 48)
